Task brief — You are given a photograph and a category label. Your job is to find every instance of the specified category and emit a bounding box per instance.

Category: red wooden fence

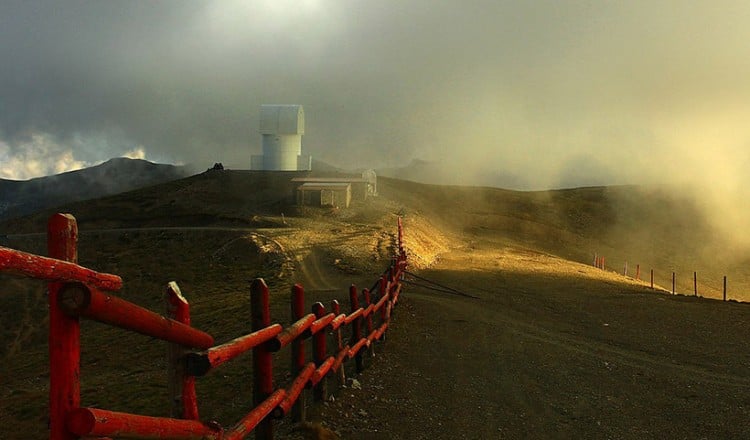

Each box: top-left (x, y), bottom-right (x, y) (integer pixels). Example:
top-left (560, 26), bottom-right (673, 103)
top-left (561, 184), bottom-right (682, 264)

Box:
top-left (0, 213), bottom-right (407, 440)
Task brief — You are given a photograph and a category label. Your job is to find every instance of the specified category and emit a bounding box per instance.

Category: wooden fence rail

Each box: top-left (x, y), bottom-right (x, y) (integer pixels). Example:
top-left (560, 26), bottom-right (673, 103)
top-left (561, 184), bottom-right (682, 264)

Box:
top-left (0, 213), bottom-right (407, 440)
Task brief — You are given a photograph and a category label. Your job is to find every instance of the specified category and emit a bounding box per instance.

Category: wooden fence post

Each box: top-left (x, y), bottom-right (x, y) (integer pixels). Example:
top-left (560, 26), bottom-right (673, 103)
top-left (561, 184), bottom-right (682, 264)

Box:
top-left (290, 284), bottom-right (306, 422)
top-left (250, 279), bottom-right (274, 440)
top-left (635, 264), bottom-right (640, 280)
top-left (363, 288), bottom-right (375, 357)
top-left (165, 282), bottom-right (199, 420)
top-left (723, 276), bottom-right (727, 301)
top-left (331, 299), bottom-right (346, 385)
top-left (48, 213), bottom-right (80, 440)
top-left (311, 302), bottom-right (328, 402)
top-left (650, 269), bottom-right (654, 289)
top-left (672, 272), bottom-right (676, 295)
top-left (349, 285), bottom-right (364, 373)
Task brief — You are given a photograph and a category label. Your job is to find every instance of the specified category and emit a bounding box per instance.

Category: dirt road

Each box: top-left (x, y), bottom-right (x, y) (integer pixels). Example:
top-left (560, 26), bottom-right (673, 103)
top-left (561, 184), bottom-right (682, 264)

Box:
top-left (316, 242), bottom-right (750, 439)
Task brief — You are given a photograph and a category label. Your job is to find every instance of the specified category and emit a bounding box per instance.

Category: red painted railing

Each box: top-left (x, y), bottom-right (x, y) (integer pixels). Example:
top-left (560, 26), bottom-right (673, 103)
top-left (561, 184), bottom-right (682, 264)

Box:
top-left (0, 213), bottom-right (407, 440)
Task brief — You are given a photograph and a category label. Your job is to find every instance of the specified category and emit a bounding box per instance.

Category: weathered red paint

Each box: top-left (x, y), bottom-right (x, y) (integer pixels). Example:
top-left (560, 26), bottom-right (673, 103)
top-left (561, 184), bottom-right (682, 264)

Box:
top-left (343, 307), bottom-right (364, 325)
top-left (48, 213), bottom-right (80, 440)
top-left (66, 407), bottom-right (221, 439)
top-left (363, 289), bottom-right (375, 356)
top-left (58, 283), bottom-right (214, 349)
top-left (310, 356), bottom-right (335, 387)
top-left (0, 245), bottom-right (122, 291)
top-left (363, 291), bottom-right (373, 323)
top-left (224, 390), bottom-right (286, 440)
top-left (348, 338), bottom-right (368, 359)
top-left (273, 362), bottom-right (315, 419)
top-left (362, 303), bottom-right (374, 318)
top-left (349, 284), bottom-right (364, 372)
top-left (332, 345), bottom-right (350, 373)
top-left (290, 284), bottom-right (306, 423)
top-left (311, 302), bottom-right (328, 402)
top-left (268, 313), bottom-right (315, 352)
top-left (372, 293), bottom-right (389, 313)
top-left (385, 301), bottom-right (393, 321)
top-left (329, 313), bottom-right (346, 331)
top-left (331, 300), bottom-right (346, 384)
top-left (165, 282), bottom-right (199, 420)
top-left (379, 278), bottom-right (390, 322)
top-left (375, 322), bottom-right (389, 340)
top-left (391, 283), bottom-right (402, 306)
top-left (186, 325), bottom-right (282, 376)
top-left (250, 278), bottom-right (274, 440)
top-left (306, 312), bottom-right (335, 337)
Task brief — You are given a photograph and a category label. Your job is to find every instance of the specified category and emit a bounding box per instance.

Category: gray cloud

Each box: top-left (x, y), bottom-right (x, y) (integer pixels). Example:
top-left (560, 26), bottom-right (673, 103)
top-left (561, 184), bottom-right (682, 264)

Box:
top-left (1, 0), bottom-right (750, 194)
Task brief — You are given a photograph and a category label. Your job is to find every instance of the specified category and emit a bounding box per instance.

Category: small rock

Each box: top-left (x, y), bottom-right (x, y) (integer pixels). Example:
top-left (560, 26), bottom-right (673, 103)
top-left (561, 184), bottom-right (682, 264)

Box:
top-left (358, 409), bottom-right (368, 417)
top-left (348, 378), bottom-right (362, 390)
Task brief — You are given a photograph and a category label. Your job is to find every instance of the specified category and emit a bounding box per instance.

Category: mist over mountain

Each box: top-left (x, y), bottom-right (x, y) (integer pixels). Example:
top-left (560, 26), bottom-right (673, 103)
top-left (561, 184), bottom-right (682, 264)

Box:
top-left (0, 158), bottom-right (192, 220)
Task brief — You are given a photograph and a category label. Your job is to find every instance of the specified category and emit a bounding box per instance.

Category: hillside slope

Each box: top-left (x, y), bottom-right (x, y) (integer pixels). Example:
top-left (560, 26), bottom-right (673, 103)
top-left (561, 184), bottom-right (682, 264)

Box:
top-left (379, 177), bottom-right (750, 300)
top-left (0, 158), bottom-right (192, 221)
top-left (1, 173), bottom-right (749, 439)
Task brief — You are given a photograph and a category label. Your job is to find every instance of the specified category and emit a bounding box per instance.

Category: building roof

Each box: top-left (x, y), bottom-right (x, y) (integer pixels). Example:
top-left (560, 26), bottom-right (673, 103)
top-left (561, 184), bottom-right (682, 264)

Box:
top-left (291, 177), bottom-right (367, 183)
top-left (297, 182), bottom-right (351, 191)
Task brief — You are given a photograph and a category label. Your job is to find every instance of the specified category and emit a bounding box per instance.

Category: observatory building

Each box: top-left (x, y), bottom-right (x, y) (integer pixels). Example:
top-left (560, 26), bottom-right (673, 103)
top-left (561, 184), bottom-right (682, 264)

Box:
top-left (251, 104), bottom-right (311, 171)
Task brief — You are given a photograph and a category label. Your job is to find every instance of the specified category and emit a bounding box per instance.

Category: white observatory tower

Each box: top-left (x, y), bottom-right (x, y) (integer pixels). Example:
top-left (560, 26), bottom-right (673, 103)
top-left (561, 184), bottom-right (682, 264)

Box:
top-left (251, 104), bottom-right (311, 171)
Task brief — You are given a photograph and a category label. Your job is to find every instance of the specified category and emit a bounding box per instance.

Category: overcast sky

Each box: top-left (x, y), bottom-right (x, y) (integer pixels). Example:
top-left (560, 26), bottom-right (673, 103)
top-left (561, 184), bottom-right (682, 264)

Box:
top-left (1, 0), bottom-right (750, 191)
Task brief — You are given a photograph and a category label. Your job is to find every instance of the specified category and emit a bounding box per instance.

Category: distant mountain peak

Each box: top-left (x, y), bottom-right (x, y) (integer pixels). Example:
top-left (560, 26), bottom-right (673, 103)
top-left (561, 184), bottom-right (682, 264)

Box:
top-left (0, 158), bottom-right (193, 221)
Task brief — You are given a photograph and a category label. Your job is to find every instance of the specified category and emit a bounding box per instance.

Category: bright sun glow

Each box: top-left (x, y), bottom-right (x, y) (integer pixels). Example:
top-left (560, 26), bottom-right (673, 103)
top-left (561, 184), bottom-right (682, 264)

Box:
top-left (122, 146), bottom-right (147, 160)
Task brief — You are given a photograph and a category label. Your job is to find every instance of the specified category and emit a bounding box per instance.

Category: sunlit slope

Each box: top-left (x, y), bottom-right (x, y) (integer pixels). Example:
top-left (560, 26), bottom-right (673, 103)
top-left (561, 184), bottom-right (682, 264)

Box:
top-left (3, 171), bottom-right (745, 298)
top-left (379, 177), bottom-right (750, 300)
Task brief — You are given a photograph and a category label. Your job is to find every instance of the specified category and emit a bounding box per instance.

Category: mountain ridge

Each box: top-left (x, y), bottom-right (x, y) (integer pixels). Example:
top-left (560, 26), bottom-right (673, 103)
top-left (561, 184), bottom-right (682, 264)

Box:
top-left (0, 158), bottom-right (193, 220)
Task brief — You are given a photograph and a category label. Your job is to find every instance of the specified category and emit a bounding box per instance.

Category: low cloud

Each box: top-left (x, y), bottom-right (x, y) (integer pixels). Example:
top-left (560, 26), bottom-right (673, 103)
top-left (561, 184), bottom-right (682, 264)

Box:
top-left (1, 1), bottom-right (750, 248)
top-left (0, 134), bottom-right (90, 180)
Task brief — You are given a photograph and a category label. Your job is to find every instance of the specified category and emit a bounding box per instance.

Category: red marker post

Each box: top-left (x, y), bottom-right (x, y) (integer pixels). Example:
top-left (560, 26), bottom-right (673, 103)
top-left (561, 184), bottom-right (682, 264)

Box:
top-left (250, 279), bottom-right (274, 440)
top-left (48, 214), bottom-right (80, 440)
